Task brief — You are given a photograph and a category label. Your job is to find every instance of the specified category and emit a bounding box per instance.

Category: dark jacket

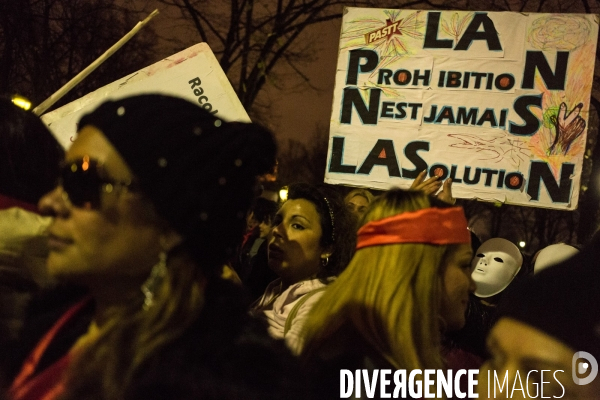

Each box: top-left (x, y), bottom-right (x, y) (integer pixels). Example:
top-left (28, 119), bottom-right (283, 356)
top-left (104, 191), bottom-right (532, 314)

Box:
top-left (123, 279), bottom-right (310, 399)
top-left (304, 324), bottom-right (411, 400)
top-left (15, 279), bottom-right (310, 399)
top-left (233, 228), bottom-right (277, 301)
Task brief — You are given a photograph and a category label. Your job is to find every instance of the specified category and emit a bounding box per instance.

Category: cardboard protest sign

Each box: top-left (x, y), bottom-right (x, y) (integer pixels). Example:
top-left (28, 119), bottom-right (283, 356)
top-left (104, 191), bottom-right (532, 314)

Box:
top-left (325, 8), bottom-right (598, 210)
top-left (42, 43), bottom-right (249, 149)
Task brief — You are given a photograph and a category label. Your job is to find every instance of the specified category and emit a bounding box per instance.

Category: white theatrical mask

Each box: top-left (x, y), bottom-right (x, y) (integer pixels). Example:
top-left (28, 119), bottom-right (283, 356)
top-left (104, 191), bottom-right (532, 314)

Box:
top-left (471, 238), bottom-right (523, 298)
top-left (534, 243), bottom-right (579, 274)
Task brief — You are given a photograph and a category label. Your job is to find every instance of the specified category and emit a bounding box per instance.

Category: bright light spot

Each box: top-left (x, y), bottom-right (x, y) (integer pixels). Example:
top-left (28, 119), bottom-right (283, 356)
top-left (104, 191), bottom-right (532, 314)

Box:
top-left (279, 186), bottom-right (288, 202)
top-left (519, 241), bottom-right (526, 248)
top-left (11, 95), bottom-right (31, 111)
top-left (82, 155), bottom-right (89, 171)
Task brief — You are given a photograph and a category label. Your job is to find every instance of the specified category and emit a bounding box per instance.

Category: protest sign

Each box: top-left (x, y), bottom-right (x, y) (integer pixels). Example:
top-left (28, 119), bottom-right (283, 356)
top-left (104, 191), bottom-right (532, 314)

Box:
top-left (325, 8), bottom-right (598, 210)
top-left (42, 43), bottom-right (249, 149)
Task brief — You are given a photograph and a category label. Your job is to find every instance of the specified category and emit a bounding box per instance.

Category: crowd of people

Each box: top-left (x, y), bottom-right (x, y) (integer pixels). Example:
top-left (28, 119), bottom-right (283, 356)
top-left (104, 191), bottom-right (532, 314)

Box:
top-left (0, 94), bottom-right (598, 399)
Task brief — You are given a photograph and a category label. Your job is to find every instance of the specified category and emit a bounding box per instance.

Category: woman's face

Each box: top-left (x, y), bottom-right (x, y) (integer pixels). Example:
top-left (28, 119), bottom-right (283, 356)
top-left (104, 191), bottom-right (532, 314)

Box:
top-left (479, 318), bottom-right (599, 399)
top-left (439, 243), bottom-right (476, 331)
top-left (346, 194), bottom-right (369, 219)
top-left (39, 126), bottom-right (165, 289)
top-left (268, 198), bottom-right (329, 285)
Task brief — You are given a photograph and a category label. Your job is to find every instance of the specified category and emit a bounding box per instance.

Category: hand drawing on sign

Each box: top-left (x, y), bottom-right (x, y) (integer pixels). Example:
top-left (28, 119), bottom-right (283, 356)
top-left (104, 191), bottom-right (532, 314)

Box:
top-left (548, 102), bottom-right (586, 156)
top-left (528, 15), bottom-right (592, 51)
top-left (448, 132), bottom-right (529, 168)
top-left (441, 12), bottom-right (474, 43)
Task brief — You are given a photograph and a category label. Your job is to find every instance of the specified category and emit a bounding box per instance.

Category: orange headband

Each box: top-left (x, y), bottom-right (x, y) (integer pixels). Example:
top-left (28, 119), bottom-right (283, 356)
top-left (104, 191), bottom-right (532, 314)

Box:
top-left (356, 207), bottom-right (470, 249)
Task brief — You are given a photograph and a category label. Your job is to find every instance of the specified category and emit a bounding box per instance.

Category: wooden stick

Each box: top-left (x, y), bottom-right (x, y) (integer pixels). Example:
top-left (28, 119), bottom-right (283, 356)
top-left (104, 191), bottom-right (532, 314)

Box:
top-left (33, 9), bottom-right (160, 116)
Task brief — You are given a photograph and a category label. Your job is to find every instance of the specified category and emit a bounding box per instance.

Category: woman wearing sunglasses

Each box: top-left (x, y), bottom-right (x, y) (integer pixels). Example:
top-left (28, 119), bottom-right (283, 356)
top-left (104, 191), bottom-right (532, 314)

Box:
top-left (9, 95), bottom-right (307, 400)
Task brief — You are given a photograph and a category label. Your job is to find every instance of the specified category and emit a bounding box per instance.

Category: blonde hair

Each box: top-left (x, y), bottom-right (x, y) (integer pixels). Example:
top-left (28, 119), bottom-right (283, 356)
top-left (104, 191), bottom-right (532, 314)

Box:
top-left (344, 188), bottom-right (374, 205)
top-left (302, 189), bottom-right (451, 370)
top-left (61, 249), bottom-right (206, 399)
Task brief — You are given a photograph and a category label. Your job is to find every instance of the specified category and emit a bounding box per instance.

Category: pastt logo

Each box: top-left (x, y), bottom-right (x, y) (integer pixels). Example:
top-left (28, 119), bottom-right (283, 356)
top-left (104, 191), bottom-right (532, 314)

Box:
top-left (364, 19), bottom-right (402, 44)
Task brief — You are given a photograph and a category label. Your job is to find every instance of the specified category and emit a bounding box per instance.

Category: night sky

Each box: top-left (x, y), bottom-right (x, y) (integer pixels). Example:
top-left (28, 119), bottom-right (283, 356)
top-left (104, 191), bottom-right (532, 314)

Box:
top-left (134, 1), bottom-right (343, 146)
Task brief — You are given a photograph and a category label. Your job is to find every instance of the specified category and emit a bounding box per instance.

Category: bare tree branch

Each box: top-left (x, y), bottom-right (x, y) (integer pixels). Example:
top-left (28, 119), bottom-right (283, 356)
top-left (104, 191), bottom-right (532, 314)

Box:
top-left (180, 0), bottom-right (224, 43)
top-left (581, 0), bottom-right (592, 12)
top-left (0, 0), bottom-right (156, 108)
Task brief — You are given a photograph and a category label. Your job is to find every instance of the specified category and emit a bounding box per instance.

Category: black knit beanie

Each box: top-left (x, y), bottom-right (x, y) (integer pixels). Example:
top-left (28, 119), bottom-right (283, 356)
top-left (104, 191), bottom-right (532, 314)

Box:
top-left (78, 94), bottom-right (276, 274)
top-left (497, 235), bottom-right (600, 360)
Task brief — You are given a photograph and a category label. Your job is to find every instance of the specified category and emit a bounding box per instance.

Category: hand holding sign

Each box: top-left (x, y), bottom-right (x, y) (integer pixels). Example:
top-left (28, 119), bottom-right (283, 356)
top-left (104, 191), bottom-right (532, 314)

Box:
top-left (437, 178), bottom-right (455, 205)
top-left (410, 170), bottom-right (455, 204)
top-left (549, 102), bottom-right (586, 155)
top-left (410, 170), bottom-right (442, 195)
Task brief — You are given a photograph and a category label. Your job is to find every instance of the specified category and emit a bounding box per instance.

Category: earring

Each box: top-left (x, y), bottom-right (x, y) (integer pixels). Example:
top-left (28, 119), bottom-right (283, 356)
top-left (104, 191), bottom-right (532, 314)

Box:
top-left (321, 256), bottom-right (329, 267)
top-left (141, 251), bottom-right (167, 311)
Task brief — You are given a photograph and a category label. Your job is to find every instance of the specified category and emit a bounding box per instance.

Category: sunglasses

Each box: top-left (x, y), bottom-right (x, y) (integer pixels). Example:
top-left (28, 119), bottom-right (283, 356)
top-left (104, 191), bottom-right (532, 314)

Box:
top-left (59, 157), bottom-right (138, 208)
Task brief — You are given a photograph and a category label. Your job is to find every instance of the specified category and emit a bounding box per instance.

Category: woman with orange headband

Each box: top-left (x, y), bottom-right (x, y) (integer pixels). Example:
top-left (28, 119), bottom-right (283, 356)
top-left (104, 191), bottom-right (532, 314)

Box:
top-left (301, 189), bottom-right (475, 397)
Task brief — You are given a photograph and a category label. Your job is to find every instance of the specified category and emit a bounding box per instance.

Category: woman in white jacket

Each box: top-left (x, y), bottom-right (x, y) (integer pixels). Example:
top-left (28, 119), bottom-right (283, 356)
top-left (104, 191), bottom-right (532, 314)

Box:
top-left (251, 183), bottom-right (355, 354)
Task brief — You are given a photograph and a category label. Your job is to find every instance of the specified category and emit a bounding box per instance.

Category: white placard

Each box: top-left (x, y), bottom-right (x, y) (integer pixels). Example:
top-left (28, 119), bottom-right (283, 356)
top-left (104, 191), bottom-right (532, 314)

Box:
top-left (326, 8), bottom-right (599, 210)
top-left (42, 43), bottom-right (249, 149)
